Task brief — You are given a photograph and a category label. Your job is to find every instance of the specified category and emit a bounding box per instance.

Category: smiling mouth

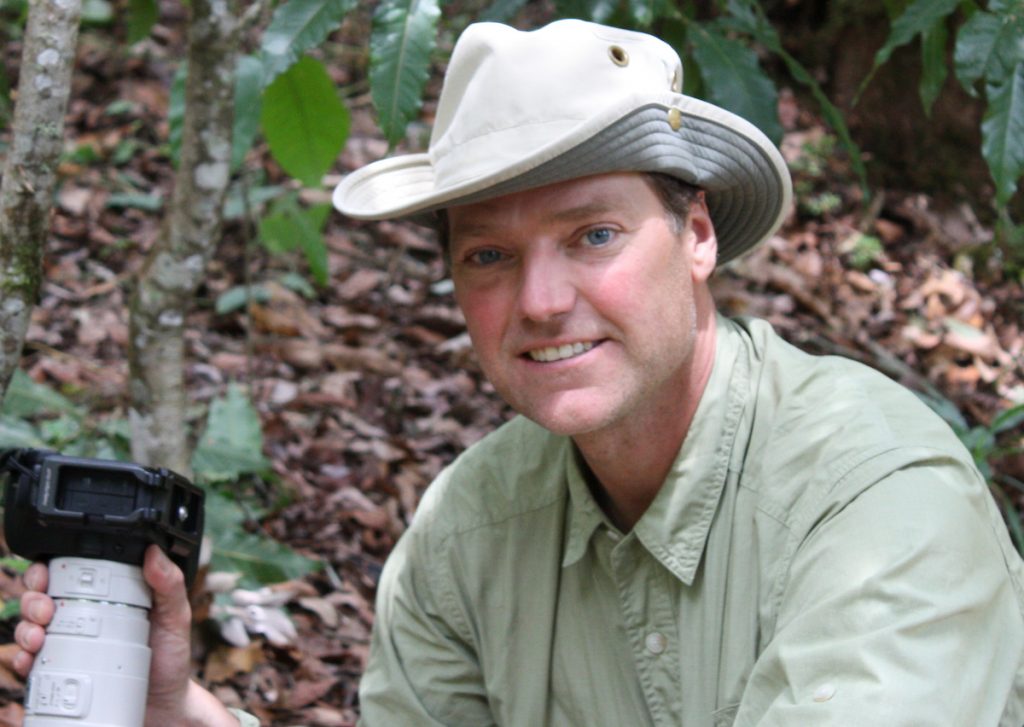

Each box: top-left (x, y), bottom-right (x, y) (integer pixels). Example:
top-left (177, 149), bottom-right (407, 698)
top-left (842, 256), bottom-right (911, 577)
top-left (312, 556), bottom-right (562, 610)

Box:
top-left (526, 341), bottom-right (596, 363)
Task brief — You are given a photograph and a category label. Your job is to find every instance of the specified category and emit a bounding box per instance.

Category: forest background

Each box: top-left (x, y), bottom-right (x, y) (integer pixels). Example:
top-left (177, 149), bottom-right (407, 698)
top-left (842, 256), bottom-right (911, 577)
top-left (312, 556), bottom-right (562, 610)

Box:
top-left (0, 0), bottom-right (1022, 723)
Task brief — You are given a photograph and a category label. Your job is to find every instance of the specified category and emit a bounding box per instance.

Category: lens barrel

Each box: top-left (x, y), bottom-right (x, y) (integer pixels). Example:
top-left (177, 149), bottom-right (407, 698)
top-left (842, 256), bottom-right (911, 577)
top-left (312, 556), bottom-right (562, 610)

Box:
top-left (24, 558), bottom-right (152, 726)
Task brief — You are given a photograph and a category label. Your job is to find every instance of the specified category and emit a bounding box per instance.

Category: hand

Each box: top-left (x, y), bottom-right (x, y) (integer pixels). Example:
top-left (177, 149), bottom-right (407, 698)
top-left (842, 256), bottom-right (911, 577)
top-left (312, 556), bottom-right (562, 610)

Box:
top-left (15, 546), bottom-right (240, 727)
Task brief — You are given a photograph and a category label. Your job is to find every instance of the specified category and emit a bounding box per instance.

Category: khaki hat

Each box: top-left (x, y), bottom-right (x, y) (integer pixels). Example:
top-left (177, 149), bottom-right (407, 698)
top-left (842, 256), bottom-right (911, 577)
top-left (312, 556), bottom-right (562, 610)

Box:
top-left (333, 19), bottom-right (792, 263)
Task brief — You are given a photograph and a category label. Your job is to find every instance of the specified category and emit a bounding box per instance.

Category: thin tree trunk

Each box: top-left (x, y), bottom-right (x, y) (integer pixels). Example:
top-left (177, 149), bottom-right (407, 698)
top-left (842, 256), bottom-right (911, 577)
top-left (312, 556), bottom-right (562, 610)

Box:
top-left (0, 0), bottom-right (81, 402)
top-left (128, 0), bottom-right (240, 473)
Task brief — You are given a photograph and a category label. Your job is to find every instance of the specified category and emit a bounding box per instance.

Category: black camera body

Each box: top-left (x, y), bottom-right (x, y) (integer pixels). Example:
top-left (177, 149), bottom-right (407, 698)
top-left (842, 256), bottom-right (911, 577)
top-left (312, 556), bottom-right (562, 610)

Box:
top-left (1, 449), bottom-right (204, 586)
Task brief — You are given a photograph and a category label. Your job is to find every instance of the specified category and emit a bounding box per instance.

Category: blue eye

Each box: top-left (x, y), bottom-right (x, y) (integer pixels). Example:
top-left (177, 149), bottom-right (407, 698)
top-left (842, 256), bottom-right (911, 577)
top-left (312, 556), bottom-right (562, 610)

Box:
top-left (469, 248), bottom-right (504, 266)
top-left (584, 228), bottom-right (614, 247)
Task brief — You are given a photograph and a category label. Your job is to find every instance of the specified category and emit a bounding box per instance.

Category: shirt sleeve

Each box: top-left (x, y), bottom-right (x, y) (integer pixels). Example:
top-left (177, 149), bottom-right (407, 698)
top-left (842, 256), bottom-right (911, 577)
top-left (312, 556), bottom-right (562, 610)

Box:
top-left (735, 461), bottom-right (1024, 726)
top-left (358, 525), bottom-right (497, 727)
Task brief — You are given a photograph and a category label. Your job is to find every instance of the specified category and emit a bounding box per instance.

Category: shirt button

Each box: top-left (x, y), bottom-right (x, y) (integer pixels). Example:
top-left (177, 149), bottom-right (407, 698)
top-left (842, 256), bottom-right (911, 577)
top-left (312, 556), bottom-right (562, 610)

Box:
top-left (645, 631), bottom-right (667, 655)
top-left (812, 683), bottom-right (836, 702)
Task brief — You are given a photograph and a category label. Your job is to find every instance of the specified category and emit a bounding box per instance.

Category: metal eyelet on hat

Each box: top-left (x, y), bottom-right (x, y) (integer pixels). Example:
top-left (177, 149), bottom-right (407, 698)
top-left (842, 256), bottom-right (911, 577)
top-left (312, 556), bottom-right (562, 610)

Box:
top-left (608, 45), bottom-right (629, 66)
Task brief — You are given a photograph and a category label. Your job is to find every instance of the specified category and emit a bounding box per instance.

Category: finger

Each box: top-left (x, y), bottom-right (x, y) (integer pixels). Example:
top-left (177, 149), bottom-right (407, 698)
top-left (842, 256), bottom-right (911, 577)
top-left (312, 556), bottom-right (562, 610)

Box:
top-left (23, 562), bottom-right (49, 593)
top-left (14, 620), bottom-right (45, 654)
top-left (19, 591), bottom-right (55, 626)
top-left (12, 648), bottom-right (34, 678)
top-left (143, 545), bottom-right (191, 633)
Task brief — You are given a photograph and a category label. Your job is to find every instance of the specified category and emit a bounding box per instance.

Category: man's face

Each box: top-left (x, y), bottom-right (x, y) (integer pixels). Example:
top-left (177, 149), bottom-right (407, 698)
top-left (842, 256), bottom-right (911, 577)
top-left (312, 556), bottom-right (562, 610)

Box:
top-left (448, 172), bottom-right (717, 439)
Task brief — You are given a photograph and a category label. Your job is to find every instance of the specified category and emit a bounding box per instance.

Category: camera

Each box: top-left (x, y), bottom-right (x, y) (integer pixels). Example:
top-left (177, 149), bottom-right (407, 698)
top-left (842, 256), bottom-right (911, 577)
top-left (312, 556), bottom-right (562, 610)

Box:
top-left (1, 449), bottom-right (204, 726)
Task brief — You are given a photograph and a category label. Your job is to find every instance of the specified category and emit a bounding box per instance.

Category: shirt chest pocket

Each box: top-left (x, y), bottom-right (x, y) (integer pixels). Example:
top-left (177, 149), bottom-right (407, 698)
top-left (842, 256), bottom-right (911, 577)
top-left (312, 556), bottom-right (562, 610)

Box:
top-left (711, 703), bottom-right (739, 727)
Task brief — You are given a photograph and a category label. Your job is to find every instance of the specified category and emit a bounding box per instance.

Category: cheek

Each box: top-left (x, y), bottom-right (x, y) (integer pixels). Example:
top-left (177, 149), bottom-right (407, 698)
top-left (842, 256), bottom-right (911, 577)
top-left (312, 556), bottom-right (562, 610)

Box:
top-left (456, 286), bottom-right (508, 353)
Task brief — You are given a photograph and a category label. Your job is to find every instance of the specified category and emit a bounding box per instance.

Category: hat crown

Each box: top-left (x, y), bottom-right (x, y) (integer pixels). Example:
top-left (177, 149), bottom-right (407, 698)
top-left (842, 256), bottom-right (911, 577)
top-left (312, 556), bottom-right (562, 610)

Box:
top-left (429, 20), bottom-right (684, 187)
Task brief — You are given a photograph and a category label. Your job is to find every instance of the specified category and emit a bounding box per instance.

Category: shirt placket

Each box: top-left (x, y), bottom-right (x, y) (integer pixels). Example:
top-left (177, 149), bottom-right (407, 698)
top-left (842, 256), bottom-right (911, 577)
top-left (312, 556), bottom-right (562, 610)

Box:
top-left (602, 528), bottom-right (683, 727)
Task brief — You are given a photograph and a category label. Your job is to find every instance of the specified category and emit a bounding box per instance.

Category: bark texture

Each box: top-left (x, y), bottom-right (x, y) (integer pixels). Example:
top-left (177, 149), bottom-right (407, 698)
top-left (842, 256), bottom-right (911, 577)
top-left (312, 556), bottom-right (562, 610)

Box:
top-left (128, 0), bottom-right (240, 473)
top-left (0, 0), bottom-right (81, 402)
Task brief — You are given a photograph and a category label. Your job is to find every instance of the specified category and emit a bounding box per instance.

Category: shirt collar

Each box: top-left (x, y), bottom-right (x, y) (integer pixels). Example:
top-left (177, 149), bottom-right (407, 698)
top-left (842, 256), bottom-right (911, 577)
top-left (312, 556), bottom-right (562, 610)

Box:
top-left (562, 314), bottom-right (751, 583)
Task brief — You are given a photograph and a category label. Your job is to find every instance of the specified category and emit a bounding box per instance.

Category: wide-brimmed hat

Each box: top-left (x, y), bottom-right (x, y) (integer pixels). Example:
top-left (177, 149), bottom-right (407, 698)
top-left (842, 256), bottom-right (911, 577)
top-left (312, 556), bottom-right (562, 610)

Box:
top-left (333, 19), bottom-right (792, 264)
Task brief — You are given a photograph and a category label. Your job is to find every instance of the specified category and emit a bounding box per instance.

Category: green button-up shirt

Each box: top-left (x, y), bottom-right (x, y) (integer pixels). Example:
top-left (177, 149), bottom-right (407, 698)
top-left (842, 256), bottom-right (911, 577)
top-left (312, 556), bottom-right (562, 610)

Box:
top-left (358, 315), bottom-right (1024, 726)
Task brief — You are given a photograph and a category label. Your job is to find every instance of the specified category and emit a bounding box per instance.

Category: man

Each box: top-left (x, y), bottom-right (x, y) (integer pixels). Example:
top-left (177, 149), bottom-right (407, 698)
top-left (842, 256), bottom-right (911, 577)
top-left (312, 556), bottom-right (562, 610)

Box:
top-left (14, 19), bottom-right (1024, 726)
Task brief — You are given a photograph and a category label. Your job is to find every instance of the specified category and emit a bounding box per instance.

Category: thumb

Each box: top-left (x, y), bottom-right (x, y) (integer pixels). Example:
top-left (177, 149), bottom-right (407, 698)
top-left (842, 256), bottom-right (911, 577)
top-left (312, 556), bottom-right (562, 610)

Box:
top-left (142, 545), bottom-right (191, 634)
top-left (141, 545), bottom-right (194, 707)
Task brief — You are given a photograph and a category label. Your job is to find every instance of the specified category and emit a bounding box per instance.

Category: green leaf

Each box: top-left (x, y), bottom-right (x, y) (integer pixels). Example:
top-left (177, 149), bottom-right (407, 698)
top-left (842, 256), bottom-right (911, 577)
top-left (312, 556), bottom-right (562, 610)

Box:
top-left (222, 183), bottom-right (287, 220)
top-left (554, 0), bottom-right (618, 23)
top-left (232, 55), bottom-right (265, 171)
top-left (126, 0), bottom-right (158, 44)
top-left (689, 23), bottom-right (783, 144)
top-left (993, 403), bottom-right (1024, 435)
top-left (479, 0), bottom-right (528, 23)
top-left (205, 490), bottom-right (318, 588)
top-left (168, 62), bottom-right (187, 167)
top-left (857, 0), bottom-right (960, 103)
top-left (259, 194), bottom-right (332, 285)
top-left (192, 384), bottom-right (271, 484)
top-left (1, 370), bottom-right (79, 418)
top-left (0, 417), bottom-right (45, 449)
top-left (215, 284), bottom-right (272, 314)
top-left (106, 193), bottom-right (163, 211)
top-left (261, 55), bottom-right (350, 187)
top-left (82, 0), bottom-right (113, 25)
top-left (260, 0), bottom-right (355, 86)
top-left (369, 0), bottom-right (441, 148)
top-left (981, 61), bottom-right (1024, 205)
top-left (956, 8), bottom-right (1024, 93)
top-left (279, 271), bottom-right (317, 298)
top-left (718, 0), bottom-right (874, 197)
top-left (627, 0), bottom-right (662, 28)
top-left (919, 19), bottom-right (949, 116)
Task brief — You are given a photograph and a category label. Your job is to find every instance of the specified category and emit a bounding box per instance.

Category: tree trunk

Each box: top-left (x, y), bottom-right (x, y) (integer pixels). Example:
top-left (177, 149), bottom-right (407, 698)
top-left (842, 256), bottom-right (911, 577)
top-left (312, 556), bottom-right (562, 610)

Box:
top-left (0, 0), bottom-right (81, 402)
top-left (128, 0), bottom-right (240, 473)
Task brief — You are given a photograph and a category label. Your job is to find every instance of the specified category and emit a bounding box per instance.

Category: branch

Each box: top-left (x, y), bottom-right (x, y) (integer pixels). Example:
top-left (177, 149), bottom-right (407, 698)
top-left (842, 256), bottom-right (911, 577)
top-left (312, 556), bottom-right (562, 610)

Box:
top-left (128, 0), bottom-right (241, 472)
top-left (0, 0), bottom-right (81, 401)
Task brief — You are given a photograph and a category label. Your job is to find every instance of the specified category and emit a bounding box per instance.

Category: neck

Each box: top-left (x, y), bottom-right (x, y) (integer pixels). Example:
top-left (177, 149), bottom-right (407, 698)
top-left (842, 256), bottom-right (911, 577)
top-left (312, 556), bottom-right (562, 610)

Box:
top-left (574, 304), bottom-right (718, 532)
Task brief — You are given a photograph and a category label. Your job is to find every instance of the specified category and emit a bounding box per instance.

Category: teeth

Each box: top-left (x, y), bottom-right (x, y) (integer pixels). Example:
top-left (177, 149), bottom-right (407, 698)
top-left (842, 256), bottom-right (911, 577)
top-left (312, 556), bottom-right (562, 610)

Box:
top-left (528, 341), bottom-right (594, 363)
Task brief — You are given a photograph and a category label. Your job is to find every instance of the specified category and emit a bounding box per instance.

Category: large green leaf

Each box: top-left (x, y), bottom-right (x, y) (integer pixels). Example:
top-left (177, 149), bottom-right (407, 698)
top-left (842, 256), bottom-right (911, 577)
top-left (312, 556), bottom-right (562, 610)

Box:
top-left (232, 55), bottom-right (265, 171)
top-left (369, 0), bottom-right (441, 148)
top-left (205, 490), bottom-right (318, 588)
top-left (993, 403), bottom-right (1024, 435)
top-left (260, 0), bottom-right (355, 86)
top-left (0, 417), bottom-right (45, 449)
top-left (954, 9), bottom-right (1024, 93)
top-left (919, 19), bottom-right (949, 116)
top-left (260, 55), bottom-right (350, 188)
top-left (126, 0), bottom-right (158, 44)
top-left (723, 0), bottom-right (868, 197)
top-left (689, 23), bottom-right (782, 144)
top-left (192, 384), bottom-right (271, 484)
top-left (1, 370), bottom-right (79, 419)
top-left (981, 61), bottom-right (1024, 205)
top-left (857, 0), bottom-right (960, 102)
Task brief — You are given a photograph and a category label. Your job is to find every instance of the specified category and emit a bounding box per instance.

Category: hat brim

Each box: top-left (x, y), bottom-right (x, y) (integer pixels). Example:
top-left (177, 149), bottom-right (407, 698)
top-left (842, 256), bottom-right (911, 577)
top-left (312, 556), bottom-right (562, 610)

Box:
top-left (334, 91), bottom-right (792, 264)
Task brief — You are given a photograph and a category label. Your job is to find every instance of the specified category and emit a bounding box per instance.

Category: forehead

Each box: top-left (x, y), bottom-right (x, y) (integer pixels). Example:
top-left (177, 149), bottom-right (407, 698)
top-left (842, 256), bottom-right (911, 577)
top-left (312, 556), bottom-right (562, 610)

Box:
top-left (446, 172), bottom-right (661, 241)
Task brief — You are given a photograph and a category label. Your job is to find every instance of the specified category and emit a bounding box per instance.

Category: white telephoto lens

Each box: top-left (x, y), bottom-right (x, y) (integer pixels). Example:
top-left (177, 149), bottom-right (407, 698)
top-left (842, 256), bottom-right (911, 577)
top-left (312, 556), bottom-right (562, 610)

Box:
top-left (24, 557), bottom-right (152, 726)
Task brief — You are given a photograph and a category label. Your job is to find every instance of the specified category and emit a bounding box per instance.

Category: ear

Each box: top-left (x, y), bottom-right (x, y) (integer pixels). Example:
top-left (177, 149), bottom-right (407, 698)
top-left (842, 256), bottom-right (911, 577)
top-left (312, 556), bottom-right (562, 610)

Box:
top-left (687, 192), bottom-right (717, 283)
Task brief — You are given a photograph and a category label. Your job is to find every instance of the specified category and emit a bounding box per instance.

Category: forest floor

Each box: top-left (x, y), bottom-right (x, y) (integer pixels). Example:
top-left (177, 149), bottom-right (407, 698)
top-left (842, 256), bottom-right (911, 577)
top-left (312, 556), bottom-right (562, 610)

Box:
top-left (0, 9), bottom-right (1022, 727)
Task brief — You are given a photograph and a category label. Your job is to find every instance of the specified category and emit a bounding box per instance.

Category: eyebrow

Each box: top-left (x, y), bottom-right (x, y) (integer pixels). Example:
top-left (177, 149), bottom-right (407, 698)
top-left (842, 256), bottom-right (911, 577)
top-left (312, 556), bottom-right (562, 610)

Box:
top-left (451, 199), bottom-right (621, 242)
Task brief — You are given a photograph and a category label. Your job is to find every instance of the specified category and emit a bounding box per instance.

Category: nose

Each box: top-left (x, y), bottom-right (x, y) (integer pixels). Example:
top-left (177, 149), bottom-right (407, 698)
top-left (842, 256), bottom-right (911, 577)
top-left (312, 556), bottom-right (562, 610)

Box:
top-left (517, 251), bottom-right (576, 322)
